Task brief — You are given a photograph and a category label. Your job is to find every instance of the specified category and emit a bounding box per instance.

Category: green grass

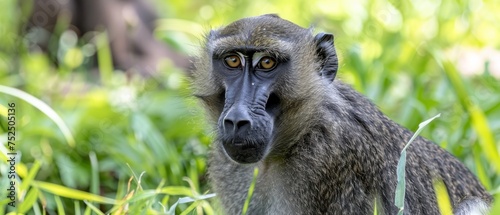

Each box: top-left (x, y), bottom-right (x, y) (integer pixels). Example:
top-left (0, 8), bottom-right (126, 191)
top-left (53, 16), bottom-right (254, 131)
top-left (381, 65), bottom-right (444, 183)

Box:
top-left (242, 168), bottom-right (259, 215)
top-left (395, 114), bottom-right (441, 214)
top-left (1, 0), bottom-right (499, 214)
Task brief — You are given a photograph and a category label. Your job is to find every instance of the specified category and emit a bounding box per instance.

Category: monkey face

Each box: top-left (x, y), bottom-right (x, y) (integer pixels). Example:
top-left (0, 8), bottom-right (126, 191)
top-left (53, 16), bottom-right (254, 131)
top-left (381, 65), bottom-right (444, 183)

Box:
top-left (214, 51), bottom-right (284, 164)
top-left (192, 14), bottom-right (338, 164)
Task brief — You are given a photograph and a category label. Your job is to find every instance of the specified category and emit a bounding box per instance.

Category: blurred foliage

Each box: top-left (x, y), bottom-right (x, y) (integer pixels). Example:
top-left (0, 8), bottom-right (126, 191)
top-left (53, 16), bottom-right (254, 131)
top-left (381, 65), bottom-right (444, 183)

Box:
top-left (0, 0), bottom-right (499, 214)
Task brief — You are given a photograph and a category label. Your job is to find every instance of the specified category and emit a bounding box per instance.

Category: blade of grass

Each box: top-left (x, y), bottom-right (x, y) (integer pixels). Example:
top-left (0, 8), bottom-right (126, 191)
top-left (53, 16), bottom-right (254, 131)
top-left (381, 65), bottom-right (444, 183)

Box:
top-left (180, 201), bottom-right (201, 215)
top-left (0, 103), bottom-right (7, 116)
top-left (110, 190), bottom-right (134, 215)
top-left (89, 151), bottom-right (100, 210)
top-left (89, 152), bottom-right (99, 195)
top-left (0, 85), bottom-right (75, 147)
top-left (157, 186), bottom-right (193, 196)
top-left (75, 201), bottom-right (81, 215)
top-left (177, 193), bottom-right (216, 204)
top-left (32, 201), bottom-right (42, 215)
top-left (473, 148), bottom-right (492, 190)
top-left (84, 200), bottom-right (106, 215)
top-left (201, 201), bottom-right (215, 215)
top-left (20, 160), bottom-right (41, 192)
top-left (126, 163), bottom-right (145, 191)
top-left (18, 187), bottom-right (39, 213)
top-left (166, 193), bottom-right (216, 214)
top-left (242, 167), bottom-right (259, 215)
top-left (84, 205), bottom-right (92, 215)
top-left (395, 114), bottom-right (441, 214)
top-left (189, 160), bottom-right (200, 192)
top-left (433, 179), bottom-right (452, 215)
top-left (32, 181), bottom-right (116, 204)
top-left (54, 195), bottom-right (66, 215)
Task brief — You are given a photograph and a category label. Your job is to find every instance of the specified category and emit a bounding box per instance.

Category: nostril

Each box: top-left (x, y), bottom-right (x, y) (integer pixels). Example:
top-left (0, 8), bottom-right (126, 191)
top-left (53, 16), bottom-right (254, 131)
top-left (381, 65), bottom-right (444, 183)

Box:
top-left (223, 119), bottom-right (251, 133)
top-left (236, 120), bottom-right (250, 131)
top-left (224, 119), bottom-right (234, 132)
top-left (223, 106), bottom-right (252, 133)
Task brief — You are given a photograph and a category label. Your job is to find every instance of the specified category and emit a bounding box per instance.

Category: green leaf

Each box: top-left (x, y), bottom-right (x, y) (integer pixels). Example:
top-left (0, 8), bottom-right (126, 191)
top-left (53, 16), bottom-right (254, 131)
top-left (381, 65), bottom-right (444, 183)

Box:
top-left (395, 114), bottom-right (441, 213)
top-left (18, 187), bottom-right (39, 213)
top-left (32, 181), bottom-right (116, 204)
top-left (20, 160), bottom-right (41, 193)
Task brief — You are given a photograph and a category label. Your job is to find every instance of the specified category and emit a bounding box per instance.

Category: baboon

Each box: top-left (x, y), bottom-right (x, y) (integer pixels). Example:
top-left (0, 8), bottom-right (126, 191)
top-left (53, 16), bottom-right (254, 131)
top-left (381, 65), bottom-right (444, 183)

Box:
top-left (190, 14), bottom-right (492, 214)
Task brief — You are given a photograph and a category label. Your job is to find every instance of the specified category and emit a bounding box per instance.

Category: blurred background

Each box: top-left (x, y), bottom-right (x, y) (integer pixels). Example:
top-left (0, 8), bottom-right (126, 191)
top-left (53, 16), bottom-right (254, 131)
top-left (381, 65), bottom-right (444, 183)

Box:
top-left (0, 0), bottom-right (499, 214)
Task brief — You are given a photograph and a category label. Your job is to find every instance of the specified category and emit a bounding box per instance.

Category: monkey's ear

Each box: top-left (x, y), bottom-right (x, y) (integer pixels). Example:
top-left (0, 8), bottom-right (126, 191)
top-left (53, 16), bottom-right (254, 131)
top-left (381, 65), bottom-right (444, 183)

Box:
top-left (314, 33), bottom-right (338, 83)
top-left (207, 30), bottom-right (217, 40)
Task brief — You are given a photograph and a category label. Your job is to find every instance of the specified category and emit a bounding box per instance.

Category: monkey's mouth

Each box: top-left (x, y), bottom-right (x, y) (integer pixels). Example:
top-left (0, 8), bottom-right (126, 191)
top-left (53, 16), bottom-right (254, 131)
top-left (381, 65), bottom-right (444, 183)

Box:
top-left (232, 139), bottom-right (249, 146)
top-left (222, 139), bottom-right (267, 164)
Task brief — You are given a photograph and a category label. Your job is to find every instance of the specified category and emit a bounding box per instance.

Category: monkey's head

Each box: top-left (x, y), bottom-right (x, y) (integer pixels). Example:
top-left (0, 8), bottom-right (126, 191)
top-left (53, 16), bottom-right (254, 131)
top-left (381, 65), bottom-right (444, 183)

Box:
top-left (191, 14), bottom-right (338, 164)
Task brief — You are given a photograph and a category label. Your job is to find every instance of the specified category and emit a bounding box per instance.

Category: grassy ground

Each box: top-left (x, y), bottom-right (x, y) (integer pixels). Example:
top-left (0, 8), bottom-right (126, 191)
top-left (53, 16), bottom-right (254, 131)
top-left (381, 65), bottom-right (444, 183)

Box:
top-left (0, 0), bottom-right (499, 214)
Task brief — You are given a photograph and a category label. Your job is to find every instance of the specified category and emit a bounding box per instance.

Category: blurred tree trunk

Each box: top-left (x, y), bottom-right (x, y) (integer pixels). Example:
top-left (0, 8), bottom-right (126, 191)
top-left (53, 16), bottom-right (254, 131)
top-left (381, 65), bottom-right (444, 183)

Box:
top-left (26, 0), bottom-right (190, 75)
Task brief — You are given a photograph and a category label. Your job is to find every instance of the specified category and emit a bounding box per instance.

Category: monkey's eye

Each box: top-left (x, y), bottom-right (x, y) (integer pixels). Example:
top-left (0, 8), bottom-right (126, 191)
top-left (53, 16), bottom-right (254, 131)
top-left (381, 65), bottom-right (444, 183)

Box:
top-left (257, 57), bottom-right (276, 71)
top-left (224, 55), bottom-right (242, 69)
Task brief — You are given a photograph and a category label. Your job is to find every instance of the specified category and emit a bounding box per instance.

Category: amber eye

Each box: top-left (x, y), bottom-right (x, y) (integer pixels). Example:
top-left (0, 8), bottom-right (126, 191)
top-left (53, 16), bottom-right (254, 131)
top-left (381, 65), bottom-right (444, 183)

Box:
top-left (258, 57), bottom-right (276, 70)
top-left (224, 55), bottom-right (241, 68)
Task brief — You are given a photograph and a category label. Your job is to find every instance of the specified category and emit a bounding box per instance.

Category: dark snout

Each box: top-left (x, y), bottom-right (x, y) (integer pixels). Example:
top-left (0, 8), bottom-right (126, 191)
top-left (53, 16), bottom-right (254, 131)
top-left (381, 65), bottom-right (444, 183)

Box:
top-left (218, 66), bottom-right (277, 164)
top-left (219, 104), bottom-right (270, 164)
top-left (223, 105), bottom-right (252, 136)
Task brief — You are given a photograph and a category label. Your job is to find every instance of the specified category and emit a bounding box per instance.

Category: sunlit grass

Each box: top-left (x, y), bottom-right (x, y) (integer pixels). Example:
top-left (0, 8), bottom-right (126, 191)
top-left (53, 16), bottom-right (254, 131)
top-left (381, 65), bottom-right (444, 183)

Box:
top-left (433, 179), bottom-right (453, 215)
top-left (0, 0), bottom-right (499, 213)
